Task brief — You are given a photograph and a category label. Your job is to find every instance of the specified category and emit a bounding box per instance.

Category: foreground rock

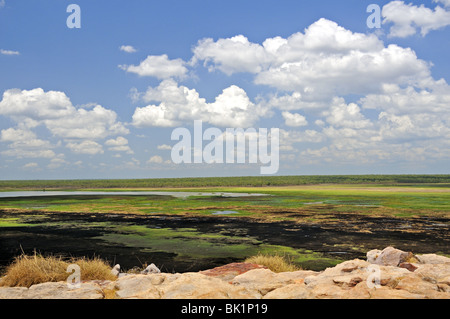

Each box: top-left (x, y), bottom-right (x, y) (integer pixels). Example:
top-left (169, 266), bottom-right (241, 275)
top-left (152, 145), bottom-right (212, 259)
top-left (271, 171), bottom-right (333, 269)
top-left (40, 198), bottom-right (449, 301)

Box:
top-left (199, 262), bottom-right (267, 281)
top-left (1, 247), bottom-right (449, 299)
top-left (0, 282), bottom-right (106, 299)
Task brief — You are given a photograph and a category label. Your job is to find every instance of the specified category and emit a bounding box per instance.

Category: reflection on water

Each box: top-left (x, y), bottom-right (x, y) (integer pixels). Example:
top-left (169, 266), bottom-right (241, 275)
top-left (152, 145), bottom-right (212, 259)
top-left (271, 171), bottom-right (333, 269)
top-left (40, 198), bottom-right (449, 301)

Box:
top-left (212, 211), bottom-right (240, 215)
top-left (0, 191), bottom-right (267, 199)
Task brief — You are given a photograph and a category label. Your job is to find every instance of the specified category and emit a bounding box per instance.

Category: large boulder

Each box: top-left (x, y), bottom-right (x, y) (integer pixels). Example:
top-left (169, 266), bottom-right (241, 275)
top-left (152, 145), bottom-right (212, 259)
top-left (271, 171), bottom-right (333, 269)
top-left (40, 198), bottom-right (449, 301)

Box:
top-left (368, 247), bottom-right (418, 267)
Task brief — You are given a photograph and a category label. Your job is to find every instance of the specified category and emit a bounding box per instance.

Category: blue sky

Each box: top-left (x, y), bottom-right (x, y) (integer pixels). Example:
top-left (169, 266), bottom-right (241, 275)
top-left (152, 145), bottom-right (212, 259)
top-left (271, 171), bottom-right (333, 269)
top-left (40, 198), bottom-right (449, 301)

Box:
top-left (0, 0), bottom-right (449, 179)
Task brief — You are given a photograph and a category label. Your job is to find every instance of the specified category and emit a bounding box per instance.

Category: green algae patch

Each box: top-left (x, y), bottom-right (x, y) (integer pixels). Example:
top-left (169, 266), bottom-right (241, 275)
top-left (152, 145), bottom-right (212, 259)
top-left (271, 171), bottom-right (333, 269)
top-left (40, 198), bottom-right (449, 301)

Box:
top-left (0, 217), bottom-right (35, 228)
top-left (95, 225), bottom-right (262, 261)
top-left (93, 225), bottom-right (344, 271)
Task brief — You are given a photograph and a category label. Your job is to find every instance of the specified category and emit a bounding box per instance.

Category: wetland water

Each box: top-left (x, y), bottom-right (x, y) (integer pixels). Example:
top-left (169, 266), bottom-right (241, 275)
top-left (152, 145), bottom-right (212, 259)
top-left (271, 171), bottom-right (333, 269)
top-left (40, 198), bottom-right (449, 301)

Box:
top-left (0, 192), bottom-right (449, 273)
top-left (0, 191), bottom-right (268, 199)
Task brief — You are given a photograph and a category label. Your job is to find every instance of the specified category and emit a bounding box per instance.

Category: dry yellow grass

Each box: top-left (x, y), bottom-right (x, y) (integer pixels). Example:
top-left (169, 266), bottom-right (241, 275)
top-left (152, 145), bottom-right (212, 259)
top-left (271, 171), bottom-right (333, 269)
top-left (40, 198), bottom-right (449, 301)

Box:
top-left (245, 253), bottom-right (300, 273)
top-left (0, 252), bottom-right (116, 288)
top-left (72, 256), bottom-right (117, 281)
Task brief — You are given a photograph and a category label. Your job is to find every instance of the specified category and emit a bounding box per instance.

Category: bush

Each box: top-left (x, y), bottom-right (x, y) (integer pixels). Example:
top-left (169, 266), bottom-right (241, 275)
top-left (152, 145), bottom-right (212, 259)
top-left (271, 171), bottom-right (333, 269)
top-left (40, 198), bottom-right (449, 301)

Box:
top-left (245, 253), bottom-right (300, 273)
top-left (0, 253), bottom-right (116, 288)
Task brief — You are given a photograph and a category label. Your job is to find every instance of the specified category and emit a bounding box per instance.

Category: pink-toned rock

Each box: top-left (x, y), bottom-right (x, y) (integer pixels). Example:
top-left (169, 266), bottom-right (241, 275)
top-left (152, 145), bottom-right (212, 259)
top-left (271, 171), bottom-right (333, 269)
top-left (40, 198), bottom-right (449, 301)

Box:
top-left (372, 247), bottom-right (418, 267)
top-left (332, 275), bottom-right (364, 288)
top-left (200, 263), bottom-right (267, 281)
top-left (399, 262), bottom-right (418, 272)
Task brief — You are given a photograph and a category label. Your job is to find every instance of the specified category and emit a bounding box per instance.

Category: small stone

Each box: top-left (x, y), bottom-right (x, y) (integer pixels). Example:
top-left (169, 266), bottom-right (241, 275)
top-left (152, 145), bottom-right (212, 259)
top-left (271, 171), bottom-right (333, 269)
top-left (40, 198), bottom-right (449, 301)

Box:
top-left (399, 262), bottom-right (418, 272)
top-left (111, 264), bottom-right (120, 277)
top-left (332, 275), bottom-right (363, 288)
top-left (367, 249), bottom-right (382, 264)
top-left (141, 263), bottom-right (161, 274)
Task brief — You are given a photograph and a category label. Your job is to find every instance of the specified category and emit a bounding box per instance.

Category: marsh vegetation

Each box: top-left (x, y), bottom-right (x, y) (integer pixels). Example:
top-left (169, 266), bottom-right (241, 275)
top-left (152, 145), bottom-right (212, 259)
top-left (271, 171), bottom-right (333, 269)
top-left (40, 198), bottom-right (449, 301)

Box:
top-left (0, 175), bottom-right (448, 274)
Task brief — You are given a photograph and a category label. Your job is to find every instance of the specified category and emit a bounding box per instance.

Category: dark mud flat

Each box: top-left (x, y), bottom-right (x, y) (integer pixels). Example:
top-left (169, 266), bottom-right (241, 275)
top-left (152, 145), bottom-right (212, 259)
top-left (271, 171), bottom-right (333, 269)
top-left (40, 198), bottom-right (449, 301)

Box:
top-left (0, 210), bottom-right (449, 273)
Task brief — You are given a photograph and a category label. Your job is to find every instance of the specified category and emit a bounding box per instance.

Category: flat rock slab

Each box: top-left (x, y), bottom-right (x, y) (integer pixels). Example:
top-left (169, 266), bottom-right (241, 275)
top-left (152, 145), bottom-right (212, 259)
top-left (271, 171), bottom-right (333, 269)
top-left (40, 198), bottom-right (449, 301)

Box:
top-left (199, 262), bottom-right (267, 281)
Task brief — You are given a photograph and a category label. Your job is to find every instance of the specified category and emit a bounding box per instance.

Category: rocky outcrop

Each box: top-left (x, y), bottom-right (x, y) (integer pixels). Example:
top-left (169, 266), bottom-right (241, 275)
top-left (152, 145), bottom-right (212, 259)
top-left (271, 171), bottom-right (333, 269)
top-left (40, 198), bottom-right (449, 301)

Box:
top-left (0, 281), bottom-right (105, 299)
top-left (1, 247), bottom-right (449, 299)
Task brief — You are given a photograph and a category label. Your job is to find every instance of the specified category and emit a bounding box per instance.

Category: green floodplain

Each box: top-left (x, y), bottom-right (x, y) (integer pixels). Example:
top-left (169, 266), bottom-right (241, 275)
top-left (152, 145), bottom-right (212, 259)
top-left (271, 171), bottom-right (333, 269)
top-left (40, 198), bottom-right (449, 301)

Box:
top-left (0, 175), bottom-right (449, 272)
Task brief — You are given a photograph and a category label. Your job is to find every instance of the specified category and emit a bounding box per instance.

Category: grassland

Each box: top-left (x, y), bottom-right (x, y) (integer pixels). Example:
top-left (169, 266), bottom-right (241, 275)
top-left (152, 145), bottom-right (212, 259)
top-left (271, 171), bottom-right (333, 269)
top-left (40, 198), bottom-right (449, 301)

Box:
top-left (0, 184), bottom-right (448, 219)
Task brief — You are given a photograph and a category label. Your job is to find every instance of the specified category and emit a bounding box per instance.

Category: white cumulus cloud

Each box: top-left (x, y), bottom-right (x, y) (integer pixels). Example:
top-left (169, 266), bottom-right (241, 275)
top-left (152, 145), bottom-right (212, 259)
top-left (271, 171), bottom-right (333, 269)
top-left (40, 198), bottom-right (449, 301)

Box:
top-left (0, 127), bottom-right (59, 159)
top-left (132, 79), bottom-right (268, 128)
top-left (434, 0), bottom-right (450, 7)
top-left (105, 136), bottom-right (134, 154)
top-left (119, 54), bottom-right (188, 79)
top-left (23, 162), bottom-right (39, 169)
top-left (120, 45), bottom-right (137, 53)
top-left (192, 35), bottom-right (272, 75)
top-left (66, 140), bottom-right (104, 155)
top-left (0, 88), bottom-right (129, 157)
top-left (382, 1), bottom-right (450, 38)
top-left (147, 155), bottom-right (164, 164)
top-left (281, 112), bottom-right (308, 127)
top-left (192, 18), bottom-right (431, 101)
top-left (322, 98), bottom-right (372, 129)
top-left (0, 88), bottom-right (129, 140)
top-left (1, 49), bottom-right (19, 55)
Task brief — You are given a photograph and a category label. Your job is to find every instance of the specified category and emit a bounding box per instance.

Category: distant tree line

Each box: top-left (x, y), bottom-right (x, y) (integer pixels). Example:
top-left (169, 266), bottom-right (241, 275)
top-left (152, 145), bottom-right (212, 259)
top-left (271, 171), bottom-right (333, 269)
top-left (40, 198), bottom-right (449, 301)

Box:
top-left (0, 175), bottom-right (449, 190)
